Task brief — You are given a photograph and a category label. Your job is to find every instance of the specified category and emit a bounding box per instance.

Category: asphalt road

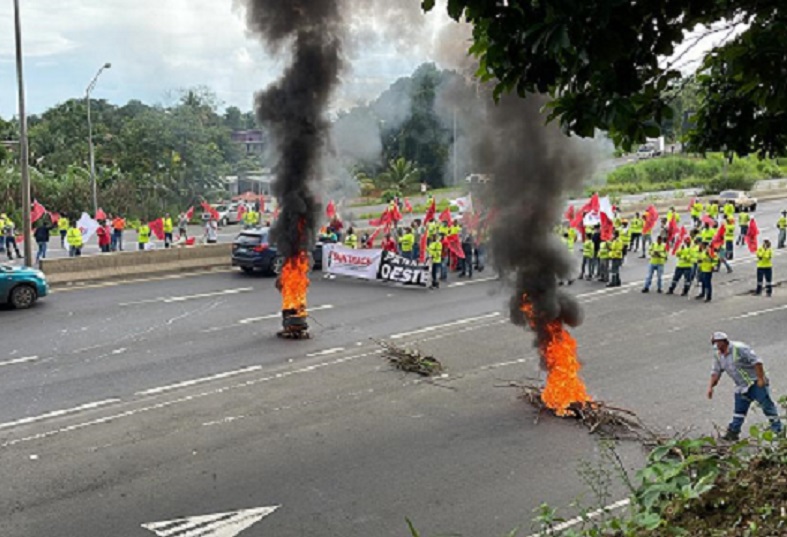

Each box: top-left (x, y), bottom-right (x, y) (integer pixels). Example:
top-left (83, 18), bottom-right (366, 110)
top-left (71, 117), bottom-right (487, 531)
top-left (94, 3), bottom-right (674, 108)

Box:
top-left (2, 200), bottom-right (787, 537)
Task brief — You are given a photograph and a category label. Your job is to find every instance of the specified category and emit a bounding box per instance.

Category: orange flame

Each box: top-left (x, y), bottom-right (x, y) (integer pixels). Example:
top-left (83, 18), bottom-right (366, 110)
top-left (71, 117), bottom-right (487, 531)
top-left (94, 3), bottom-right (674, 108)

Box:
top-left (281, 252), bottom-right (310, 317)
top-left (521, 299), bottom-right (592, 416)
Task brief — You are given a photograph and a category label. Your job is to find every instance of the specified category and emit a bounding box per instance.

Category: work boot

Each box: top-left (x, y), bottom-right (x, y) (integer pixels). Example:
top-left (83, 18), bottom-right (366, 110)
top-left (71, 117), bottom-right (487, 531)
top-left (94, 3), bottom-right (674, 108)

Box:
top-left (657, 288), bottom-right (663, 294)
top-left (727, 267), bottom-right (733, 274)
top-left (666, 288), bottom-right (674, 295)
top-left (722, 429), bottom-right (740, 442)
top-left (681, 287), bottom-right (689, 297)
top-left (641, 288), bottom-right (649, 293)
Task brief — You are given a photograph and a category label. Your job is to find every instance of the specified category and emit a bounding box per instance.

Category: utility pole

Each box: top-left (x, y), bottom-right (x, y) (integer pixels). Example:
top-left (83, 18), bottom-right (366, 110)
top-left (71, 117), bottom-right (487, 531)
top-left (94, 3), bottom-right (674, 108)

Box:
top-left (453, 109), bottom-right (458, 185)
top-left (13, 0), bottom-right (32, 267)
top-left (86, 62), bottom-right (112, 216)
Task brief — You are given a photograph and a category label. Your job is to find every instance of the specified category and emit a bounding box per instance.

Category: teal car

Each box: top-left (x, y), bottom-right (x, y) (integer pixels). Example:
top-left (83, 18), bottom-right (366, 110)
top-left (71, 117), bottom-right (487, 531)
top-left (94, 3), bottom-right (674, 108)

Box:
top-left (0, 263), bottom-right (49, 309)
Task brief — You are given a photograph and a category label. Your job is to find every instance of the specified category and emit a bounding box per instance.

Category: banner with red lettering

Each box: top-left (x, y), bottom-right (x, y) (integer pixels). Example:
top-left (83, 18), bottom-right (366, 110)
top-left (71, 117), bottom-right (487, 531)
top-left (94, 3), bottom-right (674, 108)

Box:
top-left (325, 244), bottom-right (383, 280)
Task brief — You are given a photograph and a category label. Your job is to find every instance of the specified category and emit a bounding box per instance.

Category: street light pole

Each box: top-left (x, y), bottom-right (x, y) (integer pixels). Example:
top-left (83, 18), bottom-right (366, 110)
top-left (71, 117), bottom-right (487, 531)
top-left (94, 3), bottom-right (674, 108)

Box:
top-left (13, 0), bottom-right (32, 267)
top-left (86, 62), bottom-right (111, 216)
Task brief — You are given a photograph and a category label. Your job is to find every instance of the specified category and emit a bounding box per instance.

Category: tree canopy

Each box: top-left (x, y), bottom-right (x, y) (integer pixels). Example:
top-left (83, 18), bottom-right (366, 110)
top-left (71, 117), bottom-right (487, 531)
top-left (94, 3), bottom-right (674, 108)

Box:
top-left (423, 0), bottom-right (786, 157)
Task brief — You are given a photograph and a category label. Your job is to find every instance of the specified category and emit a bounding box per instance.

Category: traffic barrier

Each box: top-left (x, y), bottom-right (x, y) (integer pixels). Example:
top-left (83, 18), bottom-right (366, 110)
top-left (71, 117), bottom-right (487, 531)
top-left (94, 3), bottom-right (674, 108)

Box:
top-left (40, 243), bottom-right (232, 285)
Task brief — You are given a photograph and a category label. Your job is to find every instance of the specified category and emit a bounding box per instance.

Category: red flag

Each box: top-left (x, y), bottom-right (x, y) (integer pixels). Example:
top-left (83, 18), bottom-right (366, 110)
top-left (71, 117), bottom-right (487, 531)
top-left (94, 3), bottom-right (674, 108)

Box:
top-left (444, 234), bottom-right (465, 259)
top-left (366, 226), bottom-right (383, 248)
top-left (588, 193), bottom-right (600, 213)
top-left (185, 206), bottom-right (195, 220)
top-left (31, 200), bottom-right (46, 223)
top-left (369, 208), bottom-right (391, 227)
top-left (643, 205), bottom-right (659, 234)
top-left (419, 232), bottom-right (429, 263)
top-left (404, 198), bottom-right (413, 213)
top-left (201, 201), bottom-right (219, 220)
top-left (745, 219), bottom-right (759, 253)
top-left (95, 208), bottom-right (107, 221)
top-left (438, 207), bottom-right (452, 223)
top-left (600, 212), bottom-right (614, 241)
top-left (424, 199), bottom-right (437, 223)
top-left (570, 209), bottom-right (586, 240)
top-left (48, 211), bottom-right (60, 224)
top-left (701, 214), bottom-right (717, 228)
top-left (710, 224), bottom-right (726, 251)
top-left (564, 205), bottom-right (575, 221)
top-left (258, 196), bottom-right (265, 213)
top-left (148, 218), bottom-right (165, 240)
top-left (391, 203), bottom-right (402, 222)
top-left (667, 217), bottom-right (679, 245)
top-left (326, 200), bottom-right (336, 220)
top-left (687, 198), bottom-right (696, 212)
top-left (237, 204), bottom-right (247, 221)
top-left (671, 227), bottom-right (688, 255)
top-left (273, 207), bottom-right (280, 220)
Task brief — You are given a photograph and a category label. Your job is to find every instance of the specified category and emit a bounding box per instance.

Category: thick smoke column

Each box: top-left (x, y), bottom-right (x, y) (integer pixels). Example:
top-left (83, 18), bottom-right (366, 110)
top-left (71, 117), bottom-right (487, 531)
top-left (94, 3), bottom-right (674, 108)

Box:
top-left (242, 0), bottom-right (343, 259)
top-left (437, 76), bottom-right (592, 350)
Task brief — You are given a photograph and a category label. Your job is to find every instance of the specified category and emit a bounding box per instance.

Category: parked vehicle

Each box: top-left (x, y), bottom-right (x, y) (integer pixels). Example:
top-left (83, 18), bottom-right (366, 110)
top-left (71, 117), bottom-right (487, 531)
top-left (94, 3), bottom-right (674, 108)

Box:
top-left (706, 190), bottom-right (758, 212)
top-left (0, 264), bottom-right (49, 309)
top-left (231, 228), bottom-right (324, 276)
top-left (636, 144), bottom-right (656, 159)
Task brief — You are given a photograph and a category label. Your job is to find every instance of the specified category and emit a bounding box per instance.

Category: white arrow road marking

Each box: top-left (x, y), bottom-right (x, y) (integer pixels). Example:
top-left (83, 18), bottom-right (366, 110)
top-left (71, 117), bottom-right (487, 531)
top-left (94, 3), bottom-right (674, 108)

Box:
top-left (142, 506), bottom-right (279, 537)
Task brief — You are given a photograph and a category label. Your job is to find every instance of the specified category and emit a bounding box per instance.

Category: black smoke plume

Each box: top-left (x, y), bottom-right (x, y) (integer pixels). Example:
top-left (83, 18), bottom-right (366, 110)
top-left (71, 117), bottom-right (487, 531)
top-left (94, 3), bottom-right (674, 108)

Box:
top-left (242, 0), bottom-right (343, 259)
top-left (437, 77), bottom-right (592, 349)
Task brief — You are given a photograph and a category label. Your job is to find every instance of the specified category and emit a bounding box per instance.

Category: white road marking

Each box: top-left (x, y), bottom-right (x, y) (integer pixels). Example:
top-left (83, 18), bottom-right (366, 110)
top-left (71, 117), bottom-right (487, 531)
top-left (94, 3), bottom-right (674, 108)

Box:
top-left (306, 347), bottom-right (345, 357)
top-left (237, 304), bottom-right (334, 324)
top-left (447, 276), bottom-right (498, 287)
top-left (0, 355), bottom-right (38, 367)
top-left (52, 268), bottom-right (234, 293)
top-left (0, 399), bottom-right (120, 431)
top-left (135, 366), bottom-right (264, 396)
top-left (141, 506), bottom-right (279, 537)
top-left (389, 312), bottom-right (501, 339)
top-left (119, 287), bottom-right (254, 307)
top-left (729, 303), bottom-right (787, 320)
top-left (524, 498), bottom-right (630, 537)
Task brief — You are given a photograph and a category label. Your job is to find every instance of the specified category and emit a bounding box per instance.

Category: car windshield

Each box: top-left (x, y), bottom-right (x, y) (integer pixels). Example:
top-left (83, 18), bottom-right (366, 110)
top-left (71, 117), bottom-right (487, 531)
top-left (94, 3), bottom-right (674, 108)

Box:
top-left (720, 192), bottom-right (738, 198)
top-left (236, 232), bottom-right (267, 246)
top-left (214, 205), bottom-right (228, 212)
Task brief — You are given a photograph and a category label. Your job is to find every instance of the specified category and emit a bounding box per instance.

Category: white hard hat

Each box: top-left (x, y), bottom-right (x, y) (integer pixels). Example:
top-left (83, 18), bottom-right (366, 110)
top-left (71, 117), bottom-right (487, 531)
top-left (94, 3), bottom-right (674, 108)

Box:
top-left (711, 331), bottom-right (729, 342)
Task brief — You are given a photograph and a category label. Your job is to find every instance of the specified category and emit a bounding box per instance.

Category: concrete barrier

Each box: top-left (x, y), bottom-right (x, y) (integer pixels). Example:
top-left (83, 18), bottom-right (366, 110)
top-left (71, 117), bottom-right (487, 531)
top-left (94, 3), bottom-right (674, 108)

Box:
top-left (41, 243), bottom-right (233, 285)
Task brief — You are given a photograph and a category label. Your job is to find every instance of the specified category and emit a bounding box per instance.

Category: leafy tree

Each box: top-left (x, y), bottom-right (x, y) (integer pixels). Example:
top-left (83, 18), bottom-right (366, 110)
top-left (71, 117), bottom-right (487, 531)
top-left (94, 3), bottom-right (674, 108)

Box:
top-left (422, 0), bottom-right (786, 156)
top-left (376, 157), bottom-right (422, 193)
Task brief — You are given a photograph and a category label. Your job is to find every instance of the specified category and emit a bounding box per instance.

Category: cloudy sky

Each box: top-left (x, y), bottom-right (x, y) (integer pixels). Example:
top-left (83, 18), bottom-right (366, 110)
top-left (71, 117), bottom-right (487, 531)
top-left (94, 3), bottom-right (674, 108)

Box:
top-left (0, 0), bottom-right (456, 119)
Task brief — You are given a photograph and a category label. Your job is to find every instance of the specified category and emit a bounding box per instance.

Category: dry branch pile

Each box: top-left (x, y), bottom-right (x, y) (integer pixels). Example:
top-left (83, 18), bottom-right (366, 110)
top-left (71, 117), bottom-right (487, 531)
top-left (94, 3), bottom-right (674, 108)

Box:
top-left (375, 339), bottom-right (444, 377)
top-left (516, 383), bottom-right (670, 446)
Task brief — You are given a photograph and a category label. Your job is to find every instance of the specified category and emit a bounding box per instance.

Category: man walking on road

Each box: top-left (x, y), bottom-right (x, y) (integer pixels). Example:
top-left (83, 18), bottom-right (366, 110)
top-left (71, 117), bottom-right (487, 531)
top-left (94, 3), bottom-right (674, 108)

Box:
top-left (755, 239), bottom-right (773, 297)
top-left (642, 235), bottom-right (667, 293)
top-left (778, 211), bottom-right (787, 249)
top-left (708, 332), bottom-right (783, 441)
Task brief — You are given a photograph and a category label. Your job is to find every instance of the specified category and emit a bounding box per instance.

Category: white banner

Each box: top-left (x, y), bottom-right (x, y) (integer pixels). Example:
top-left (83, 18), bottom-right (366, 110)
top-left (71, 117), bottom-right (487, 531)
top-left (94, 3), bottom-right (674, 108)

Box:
top-left (450, 194), bottom-right (473, 214)
top-left (325, 244), bottom-right (383, 280)
top-left (77, 212), bottom-right (99, 244)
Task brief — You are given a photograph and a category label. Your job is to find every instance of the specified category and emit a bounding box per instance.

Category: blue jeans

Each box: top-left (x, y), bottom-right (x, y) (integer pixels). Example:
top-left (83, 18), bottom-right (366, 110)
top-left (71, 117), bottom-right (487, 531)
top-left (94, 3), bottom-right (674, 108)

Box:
top-left (698, 271), bottom-right (713, 299)
top-left (431, 262), bottom-right (441, 288)
top-left (440, 258), bottom-right (448, 280)
top-left (112, 230), bottom-right (123, 251)
top-left (730, 384), bottom-right (783, 434)
top-left (643, 264), bottom-right (664, 291)
top-left (36, 241), bottom-right (48, 262)
top-left (756, 267), bottom-right (773, 296)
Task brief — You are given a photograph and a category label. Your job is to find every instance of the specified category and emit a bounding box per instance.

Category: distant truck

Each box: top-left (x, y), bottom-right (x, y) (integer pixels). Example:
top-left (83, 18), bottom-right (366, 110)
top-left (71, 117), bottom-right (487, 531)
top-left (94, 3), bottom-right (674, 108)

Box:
top-left (636, 137), bottom-right (665, 160)
top-left (465, 173), bottom-right (493, 184)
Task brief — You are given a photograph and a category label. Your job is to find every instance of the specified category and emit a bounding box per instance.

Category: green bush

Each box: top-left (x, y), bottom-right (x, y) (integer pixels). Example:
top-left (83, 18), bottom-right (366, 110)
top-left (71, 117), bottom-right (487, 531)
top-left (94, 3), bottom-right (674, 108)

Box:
top-left (704, 172), bottom-right (757, 194)
top-left (380, 190), bottom-right (402, 203)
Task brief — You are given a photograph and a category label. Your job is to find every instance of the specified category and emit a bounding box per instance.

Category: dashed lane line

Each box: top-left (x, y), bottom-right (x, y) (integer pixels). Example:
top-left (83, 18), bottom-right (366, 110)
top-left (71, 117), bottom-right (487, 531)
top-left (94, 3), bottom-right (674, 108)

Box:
top-left (0, 399), bottom-right (121, 431)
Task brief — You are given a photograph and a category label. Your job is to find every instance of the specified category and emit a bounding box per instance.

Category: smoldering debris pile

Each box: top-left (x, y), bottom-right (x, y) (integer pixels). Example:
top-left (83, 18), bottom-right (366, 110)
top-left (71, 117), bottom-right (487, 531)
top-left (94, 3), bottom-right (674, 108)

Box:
top-left (375, 340), bottom-right (444, 376)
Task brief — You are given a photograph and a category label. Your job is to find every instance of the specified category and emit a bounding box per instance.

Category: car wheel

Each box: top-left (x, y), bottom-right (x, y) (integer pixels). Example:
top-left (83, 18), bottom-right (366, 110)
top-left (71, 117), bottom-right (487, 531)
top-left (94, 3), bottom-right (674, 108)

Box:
top-left (751, 204), bottom-right (757, 212)
top-left (9, 285), bottom-right (37, 309)
top-left (267, 255), bottom-right (285, 277)
top-left (221, 218), bottom-right (228, 227)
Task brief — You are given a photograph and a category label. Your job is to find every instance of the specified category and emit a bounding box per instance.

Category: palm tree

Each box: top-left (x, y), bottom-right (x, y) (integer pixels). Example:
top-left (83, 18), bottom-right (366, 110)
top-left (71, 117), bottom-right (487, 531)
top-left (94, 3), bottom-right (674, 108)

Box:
top-left (376, 158), bottom-right (421, 193)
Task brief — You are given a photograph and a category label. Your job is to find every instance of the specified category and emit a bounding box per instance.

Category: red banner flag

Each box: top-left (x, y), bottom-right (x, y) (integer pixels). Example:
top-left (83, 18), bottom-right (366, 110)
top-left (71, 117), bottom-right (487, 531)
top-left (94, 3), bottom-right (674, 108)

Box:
top-left (391, 203), bottom-right (402, 223)
top-left (588, 193), bottom-right (600, 213)
top-left (710, 224), bottom-right (726, 251)
top-left (273, 207), bottom-right (280, 220)
top-left (200, 201), bottom-right (219, 221)
top-left (419, 232), bottom-right (429, 263)
top-left (148, 218), bottom-right (165, 240)
top-left (687, 198), bottom-right (696, 212)
top-left (564, 205), bottom-right (575, 221)
top-left (96, 208), bottom-right (107, 221)
top-left (667, 217), bottom-right (679, 245)
top-left (600, 212), bottom-right (614, 241)
top-left (366, 226), bottom-right (383, 248)
top-left (643, 205), bottom-right (659, 234)
top-left (745, 218), bottom-right (759, 253)
top-left (443, 234), bottom-right (465, 259)
top-left (404, 198), bottom-right (413, 213)
top-left (237, 204), bottom-right (247, 222)
top-left (326, 200), bottom-right (336, 220)
top-left (424, 199), bottom-right (436, 223)
top-left (672, 226), bottom-right (688, 255)
top-left (701, 214), bottom-right (717, 228)
top-left (185, 206), bottom-right (195, 220)
top-left (369, 208), bottom-right (391, 227)
top-left (48, 211), bottom-right (60, 224)
top-left (31, 200), bottom-right (46, 223)
top-left (438, 207), bottom-right (452, 223)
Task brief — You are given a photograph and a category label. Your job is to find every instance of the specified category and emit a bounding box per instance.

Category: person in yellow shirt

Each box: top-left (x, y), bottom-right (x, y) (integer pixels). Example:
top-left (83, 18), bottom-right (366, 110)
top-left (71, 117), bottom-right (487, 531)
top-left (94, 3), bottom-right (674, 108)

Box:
top-left (399, 227), bottom-right (415, 260)
top-left (755, 239), bottom-right (773, 297)
top-left (606, 231), bottom-right (624, 288)
top-left (138, 222), bottom-right (151, 251)
top-left (427, 234), bottom-right (443, 289)
top-left (777, 211), bottom-right (787, 249)
top-left (343, 227), bottom-right (358, 249)
top-left (641, 235), bottom-right (667, 293)
top-left (695, 242), bottom-right (717, 302)
top-left (736, 210), bottom-right (751, 246)
top-left (58, 215), bottom-right (70, 249)
top-left (66, 221), bottom-right (83, 257)
top-left (668, 237), bottom-right (694, 296)
top-left (163, 213), bottom-right (174, 248)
